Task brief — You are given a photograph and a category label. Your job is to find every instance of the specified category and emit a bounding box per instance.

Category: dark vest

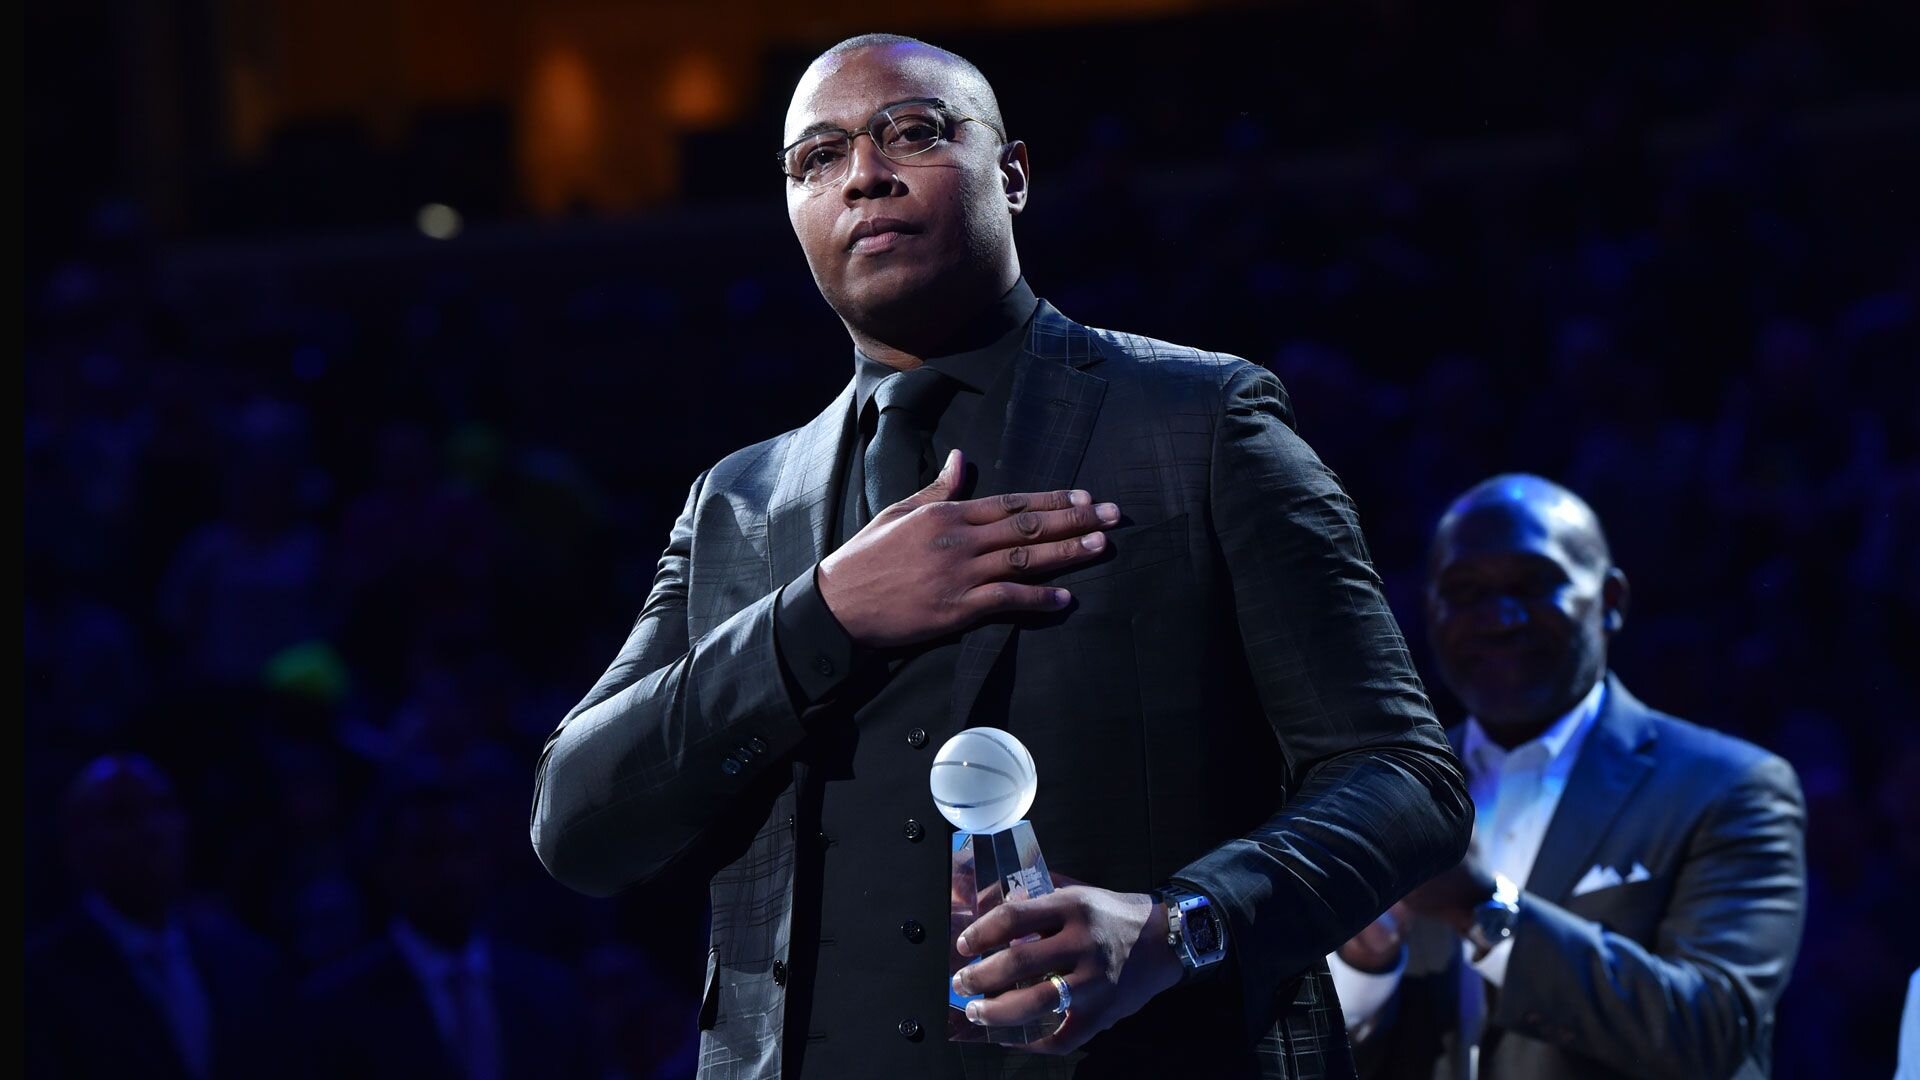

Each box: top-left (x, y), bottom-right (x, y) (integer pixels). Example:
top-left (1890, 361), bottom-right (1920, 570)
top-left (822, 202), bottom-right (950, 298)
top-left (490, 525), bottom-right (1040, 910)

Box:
top-left (784, 350), bottom-right (1024, 1079)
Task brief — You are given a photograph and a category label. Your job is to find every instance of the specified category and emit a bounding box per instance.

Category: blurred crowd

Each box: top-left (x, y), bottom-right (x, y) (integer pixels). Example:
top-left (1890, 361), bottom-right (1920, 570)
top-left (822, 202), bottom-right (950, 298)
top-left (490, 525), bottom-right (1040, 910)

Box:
top-left (24, 6), bottom-right (1917, 1078)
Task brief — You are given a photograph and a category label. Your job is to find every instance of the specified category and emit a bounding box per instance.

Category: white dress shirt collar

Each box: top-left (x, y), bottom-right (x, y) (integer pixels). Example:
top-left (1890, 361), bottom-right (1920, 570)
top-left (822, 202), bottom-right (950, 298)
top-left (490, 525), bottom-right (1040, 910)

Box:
top-left (391, 917), bottom-right (491, 985)
top-left (84, 891), bottom-right (187, 958)
top-left (1328, 678), bottom-right (1611, 1033)
top-left (1461, 676), bottom-right (1607, 781)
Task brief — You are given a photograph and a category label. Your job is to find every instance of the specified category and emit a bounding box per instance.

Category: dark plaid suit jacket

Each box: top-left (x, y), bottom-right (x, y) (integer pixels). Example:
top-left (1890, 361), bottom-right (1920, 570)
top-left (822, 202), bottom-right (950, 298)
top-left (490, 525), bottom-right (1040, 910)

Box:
top-left (531, 301), bottom-right (1473, 1079)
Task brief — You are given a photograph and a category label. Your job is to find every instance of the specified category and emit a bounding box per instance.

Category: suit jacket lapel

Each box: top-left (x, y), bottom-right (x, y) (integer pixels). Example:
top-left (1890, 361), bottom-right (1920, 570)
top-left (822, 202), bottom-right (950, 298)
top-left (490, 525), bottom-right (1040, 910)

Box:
top-left (1522, 674), bottom-right (1659, 902)
top-left (948, 302), bottom-right (1107, 731)
top-left (767, 378), bottom-right (857, 589)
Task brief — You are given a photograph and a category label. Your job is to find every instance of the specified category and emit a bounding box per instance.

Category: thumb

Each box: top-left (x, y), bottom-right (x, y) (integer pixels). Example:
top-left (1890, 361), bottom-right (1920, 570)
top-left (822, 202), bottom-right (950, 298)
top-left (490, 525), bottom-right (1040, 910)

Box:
top-left (901, 449), bottom-right (963, 507)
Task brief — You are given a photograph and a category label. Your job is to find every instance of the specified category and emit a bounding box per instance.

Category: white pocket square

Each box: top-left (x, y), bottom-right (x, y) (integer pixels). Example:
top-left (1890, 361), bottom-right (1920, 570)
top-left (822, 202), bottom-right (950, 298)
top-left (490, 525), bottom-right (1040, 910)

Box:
top-left (1570, 861), bottom-right (1653, 897)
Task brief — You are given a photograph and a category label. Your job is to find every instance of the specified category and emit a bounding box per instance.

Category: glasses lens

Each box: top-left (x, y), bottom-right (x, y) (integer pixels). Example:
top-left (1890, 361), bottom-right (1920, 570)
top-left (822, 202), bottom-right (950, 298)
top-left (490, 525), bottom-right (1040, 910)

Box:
top-left (787, 133), bottom-right (851, 186)
top-left (875, 108), bottom-right (945, 160)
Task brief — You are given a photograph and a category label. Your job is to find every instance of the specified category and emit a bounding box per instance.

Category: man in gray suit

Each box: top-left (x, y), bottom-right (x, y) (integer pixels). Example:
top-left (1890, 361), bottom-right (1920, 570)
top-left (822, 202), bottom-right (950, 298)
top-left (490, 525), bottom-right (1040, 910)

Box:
top-left (531, 33), bottom-right (1471, 1079)
top-left (1329, 475), bottom-right (1807, 1079)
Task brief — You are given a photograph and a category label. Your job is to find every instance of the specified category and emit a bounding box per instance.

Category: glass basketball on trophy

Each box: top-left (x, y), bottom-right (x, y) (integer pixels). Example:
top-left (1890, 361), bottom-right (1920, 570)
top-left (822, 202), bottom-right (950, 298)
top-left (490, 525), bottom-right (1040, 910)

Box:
top-left (931, 726), bottom-right (1059, 1044)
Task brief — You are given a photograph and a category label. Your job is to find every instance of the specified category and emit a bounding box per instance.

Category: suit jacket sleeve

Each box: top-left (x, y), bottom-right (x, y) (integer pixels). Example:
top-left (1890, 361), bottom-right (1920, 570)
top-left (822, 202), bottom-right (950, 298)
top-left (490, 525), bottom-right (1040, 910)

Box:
top-left (1168, 363), bottom-right (1475, 1038)
top-left (529, 463), bottom-right (825, 897)
top-left (1494, 753), bottom-right (1807, 1079)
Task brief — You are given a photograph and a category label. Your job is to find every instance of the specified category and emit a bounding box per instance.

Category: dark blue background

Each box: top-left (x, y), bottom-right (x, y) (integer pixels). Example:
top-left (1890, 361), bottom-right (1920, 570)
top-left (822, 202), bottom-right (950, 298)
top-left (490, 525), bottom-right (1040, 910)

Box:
top-left (25, 3), bottom-right (1918, 1076)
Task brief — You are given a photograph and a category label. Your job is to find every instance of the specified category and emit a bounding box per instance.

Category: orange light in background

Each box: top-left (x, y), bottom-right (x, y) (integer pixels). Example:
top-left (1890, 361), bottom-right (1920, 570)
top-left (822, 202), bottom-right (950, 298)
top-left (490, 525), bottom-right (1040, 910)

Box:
top-left (663, 50), bottom-right (735, 129)
top-left (217, 0), bottom-right (1235, 213)
top-left (522, 44), bottom-right (606, 213)
top-left (531, 45), bottom-right (600, 160)
top-left (227, 63), bottom-right (275, 160)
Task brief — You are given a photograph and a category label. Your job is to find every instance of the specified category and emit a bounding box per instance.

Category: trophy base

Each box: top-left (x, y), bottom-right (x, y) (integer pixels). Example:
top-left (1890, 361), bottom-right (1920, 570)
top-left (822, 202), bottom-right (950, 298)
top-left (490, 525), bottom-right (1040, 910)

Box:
top-left (948, 820), bottom-right (1062, 1044)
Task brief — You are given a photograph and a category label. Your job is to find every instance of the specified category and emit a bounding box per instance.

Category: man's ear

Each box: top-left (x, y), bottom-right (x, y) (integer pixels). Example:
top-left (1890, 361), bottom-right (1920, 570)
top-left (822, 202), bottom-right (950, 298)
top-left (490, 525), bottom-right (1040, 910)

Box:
top-left (1000, 140), bottom-right (1030, 216)
top-left (1602, 567), bottom-right (1630, 634)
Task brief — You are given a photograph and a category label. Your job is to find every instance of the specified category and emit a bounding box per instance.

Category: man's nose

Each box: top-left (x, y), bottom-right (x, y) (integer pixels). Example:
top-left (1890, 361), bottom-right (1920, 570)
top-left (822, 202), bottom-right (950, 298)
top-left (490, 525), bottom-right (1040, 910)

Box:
top-left (841, 133), bottom-right (901, 200)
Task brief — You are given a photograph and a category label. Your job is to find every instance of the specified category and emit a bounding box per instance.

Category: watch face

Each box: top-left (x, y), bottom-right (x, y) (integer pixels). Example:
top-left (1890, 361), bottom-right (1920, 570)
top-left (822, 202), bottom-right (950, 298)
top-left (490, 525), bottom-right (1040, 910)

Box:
top-left (1188, 905), bottom-right (1220, 953)
top-left (1475, 902), bottom-right (1516, 942)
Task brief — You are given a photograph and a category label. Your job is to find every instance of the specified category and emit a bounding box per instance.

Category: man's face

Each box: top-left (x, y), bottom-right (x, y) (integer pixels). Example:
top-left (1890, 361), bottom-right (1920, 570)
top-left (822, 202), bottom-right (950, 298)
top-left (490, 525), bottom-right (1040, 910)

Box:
top-left (783, 46), bottom-right (1020, 331)
top-left (1426, 498), bottom-right (1617, 733)
top-left (386, 802), bottom-right (494, 945)
top-left (65, 767), bottom-right (188, 912)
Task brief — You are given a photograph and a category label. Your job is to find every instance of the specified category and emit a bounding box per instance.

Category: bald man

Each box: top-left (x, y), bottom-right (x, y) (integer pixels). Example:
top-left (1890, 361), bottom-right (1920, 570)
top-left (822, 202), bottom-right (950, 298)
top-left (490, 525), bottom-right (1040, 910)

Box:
top-left (1328, 476), bottom-right (1807, 1080)
top-left (531, 33), bottom-right (1470, 1079)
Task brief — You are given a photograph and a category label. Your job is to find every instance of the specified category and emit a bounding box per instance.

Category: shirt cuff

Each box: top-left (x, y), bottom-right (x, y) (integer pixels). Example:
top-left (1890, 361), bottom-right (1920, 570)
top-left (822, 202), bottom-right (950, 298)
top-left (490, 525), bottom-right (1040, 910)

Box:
top-left (1469, 935), bottom-right (1514, 987)
top-left (773, 563), bottom-right (859, 708)
top-left (1327, 947), bottom-right (1406, 1034)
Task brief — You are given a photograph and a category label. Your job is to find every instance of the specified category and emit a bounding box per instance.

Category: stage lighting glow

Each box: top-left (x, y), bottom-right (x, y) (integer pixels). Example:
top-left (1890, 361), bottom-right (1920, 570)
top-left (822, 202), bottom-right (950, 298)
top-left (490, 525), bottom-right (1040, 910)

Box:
top-left (417, 203), bottom-right (463, 240)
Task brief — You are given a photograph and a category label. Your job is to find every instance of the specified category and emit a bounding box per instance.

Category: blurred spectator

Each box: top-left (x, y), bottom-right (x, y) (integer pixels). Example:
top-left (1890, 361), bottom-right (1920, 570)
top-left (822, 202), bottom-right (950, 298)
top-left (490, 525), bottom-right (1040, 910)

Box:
top-left (299, 779), bottom-right (596, 1079)
top-left (158, 398), bottom-right (333, 689)
top-left (27, 755), bottom-right (291, 1079)
top-left (1330, 477), bottom-right (1806, 1079)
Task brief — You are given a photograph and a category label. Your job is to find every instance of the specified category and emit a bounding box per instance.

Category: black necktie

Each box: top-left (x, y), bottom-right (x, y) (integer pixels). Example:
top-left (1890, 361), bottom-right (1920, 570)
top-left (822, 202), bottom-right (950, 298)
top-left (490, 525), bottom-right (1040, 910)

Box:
top-left (863, 367), bottom-right (954, 520)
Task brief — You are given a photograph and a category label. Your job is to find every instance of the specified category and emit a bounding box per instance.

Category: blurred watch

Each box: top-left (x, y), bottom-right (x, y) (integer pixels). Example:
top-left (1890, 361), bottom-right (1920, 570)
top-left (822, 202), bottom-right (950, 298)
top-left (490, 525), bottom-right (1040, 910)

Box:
top-left (1466, 871), bottom-right (1522, 961)
top-left (1154, 885), bottom-right (1227, 983)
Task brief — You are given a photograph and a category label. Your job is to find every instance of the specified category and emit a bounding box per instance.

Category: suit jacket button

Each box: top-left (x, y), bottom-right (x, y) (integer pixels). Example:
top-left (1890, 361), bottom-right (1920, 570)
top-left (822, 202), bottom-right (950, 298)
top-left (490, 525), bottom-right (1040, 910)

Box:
top-left (898, 1018), bottom-right (923, 1040)
top-left (906, 727), bottom-right (928, 748)
top-left (748, 736), bottom-right (769, 754)
top-left (772, 960), bottom-right (787, 986)
top-left (720, 757), bottom-right (742, 776)
top-left (903, 819), bottom-right (925, 842)
top-left (901, 919), bottom-right (925, 943)
top-left (812, 656), bottom-right (835, 677)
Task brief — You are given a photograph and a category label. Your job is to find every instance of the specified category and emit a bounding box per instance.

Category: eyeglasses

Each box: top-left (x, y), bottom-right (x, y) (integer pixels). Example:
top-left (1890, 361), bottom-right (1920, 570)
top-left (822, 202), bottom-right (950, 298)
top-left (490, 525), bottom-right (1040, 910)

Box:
top-left (777, 97), bottom-right (1004, 190)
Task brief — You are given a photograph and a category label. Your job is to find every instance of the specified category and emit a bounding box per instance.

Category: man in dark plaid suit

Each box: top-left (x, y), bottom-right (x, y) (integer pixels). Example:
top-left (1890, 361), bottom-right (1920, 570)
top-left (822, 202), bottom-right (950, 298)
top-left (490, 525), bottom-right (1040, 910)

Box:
top-left (531, 33), bottom-right (1472, 1080)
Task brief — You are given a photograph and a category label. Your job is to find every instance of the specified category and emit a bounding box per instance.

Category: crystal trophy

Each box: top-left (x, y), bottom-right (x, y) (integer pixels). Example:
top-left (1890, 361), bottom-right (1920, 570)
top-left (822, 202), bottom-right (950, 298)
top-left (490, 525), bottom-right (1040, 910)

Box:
top-left (930, 726), bottom-right (1059, 1044)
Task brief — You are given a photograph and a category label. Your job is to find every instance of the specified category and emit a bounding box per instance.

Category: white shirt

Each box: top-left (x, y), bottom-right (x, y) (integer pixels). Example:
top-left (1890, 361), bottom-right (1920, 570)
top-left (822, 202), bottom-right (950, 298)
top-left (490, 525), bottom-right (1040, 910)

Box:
top-left (1899, 967), bottom-right (1920, 1080)
top-left (391, 919), bottom-right (502, 1080)
top-left (86, 893), bottom-right (213, 1080)
top-left (1328, 679), bottom-right (1607, 1030)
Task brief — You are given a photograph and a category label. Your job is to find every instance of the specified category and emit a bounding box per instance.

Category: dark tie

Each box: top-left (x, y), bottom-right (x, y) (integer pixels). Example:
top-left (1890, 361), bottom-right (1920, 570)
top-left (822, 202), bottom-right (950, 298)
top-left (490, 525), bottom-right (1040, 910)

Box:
top-left (863, 367), bottom-right (955, 520)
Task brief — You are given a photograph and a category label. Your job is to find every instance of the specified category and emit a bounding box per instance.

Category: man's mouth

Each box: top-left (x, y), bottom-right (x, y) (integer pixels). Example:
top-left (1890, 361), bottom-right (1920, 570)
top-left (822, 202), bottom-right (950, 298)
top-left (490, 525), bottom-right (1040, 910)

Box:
top-left (847, 217), bottom-right (919, 253)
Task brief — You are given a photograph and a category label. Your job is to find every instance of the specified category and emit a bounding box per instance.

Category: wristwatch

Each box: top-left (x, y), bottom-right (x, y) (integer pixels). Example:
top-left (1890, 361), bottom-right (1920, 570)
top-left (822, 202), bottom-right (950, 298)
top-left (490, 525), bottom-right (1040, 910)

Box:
top-left (1154, 885), bottom-right (1228, 983)
top-left (1465, 871), bottom-right (1522, 961)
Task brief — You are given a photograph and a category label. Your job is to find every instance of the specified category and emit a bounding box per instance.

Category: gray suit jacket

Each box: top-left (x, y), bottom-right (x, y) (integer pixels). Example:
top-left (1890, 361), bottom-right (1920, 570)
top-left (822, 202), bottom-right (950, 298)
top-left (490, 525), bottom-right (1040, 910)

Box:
top-left (1352, 675), bottom-right (1807, 1080)
top-left (531, 302), bottom-right (1473, 1078)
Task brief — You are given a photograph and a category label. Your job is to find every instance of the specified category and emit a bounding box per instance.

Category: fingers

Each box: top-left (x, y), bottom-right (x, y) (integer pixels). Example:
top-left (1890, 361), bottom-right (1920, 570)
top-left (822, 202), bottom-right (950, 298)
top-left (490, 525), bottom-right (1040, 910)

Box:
top-left (952, 930), bottom-right (1077, 999)
top-left (957, 895), bottom-right (1068, 958)
top-left (957, 580), bottom-right (1073, 619)
top-left (893, 449), bottom-right (965, 512)
top-left (955, 487), bottom-right (1091, 525)
top-left (966, 529), bottom-right (1107, 583)
top-left (962, 969), bottom-right (1079, 1030)
top-left (968, 500), bottom-right (1121, 560)
top-left (1377, 906), bottom-right (1403, 940)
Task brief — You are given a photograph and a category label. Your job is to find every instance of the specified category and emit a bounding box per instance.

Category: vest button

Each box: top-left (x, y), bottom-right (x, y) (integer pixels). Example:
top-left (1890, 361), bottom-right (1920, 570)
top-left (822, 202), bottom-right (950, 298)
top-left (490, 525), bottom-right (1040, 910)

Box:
top-left (898, 1018), bottom-right (923, 1041)
top-left (902, 819), bottom-right (925, 842)
top-left (812, 656), bottom-right (835, 677)
top-left (906, 727), bottom-right (928, 748)
top-left (772, 960), bottom-right (787, 985)
top-left (901, 919), bottom-right (925, 943)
